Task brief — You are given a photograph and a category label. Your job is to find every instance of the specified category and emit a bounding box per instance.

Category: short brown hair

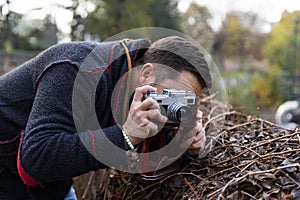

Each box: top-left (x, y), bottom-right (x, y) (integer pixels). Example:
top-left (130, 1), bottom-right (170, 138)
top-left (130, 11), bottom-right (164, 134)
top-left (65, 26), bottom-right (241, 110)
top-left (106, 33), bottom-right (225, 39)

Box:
top-left (137, 36), bottom-right (212, 89)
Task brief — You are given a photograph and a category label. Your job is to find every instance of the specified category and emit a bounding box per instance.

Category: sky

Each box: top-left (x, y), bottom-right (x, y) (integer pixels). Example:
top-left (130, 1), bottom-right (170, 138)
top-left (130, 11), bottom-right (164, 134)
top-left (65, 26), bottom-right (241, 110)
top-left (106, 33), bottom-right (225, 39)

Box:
top-left (178, 0), bottom-right (300, 32)
top-left (2, 0), bottom-right (300, 35)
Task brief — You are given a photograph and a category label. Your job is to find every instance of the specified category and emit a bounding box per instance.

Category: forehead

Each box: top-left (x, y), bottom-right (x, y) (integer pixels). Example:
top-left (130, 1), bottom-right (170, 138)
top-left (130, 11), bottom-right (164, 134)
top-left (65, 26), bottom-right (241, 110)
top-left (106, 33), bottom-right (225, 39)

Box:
top-left (157, 70), bottom-right (202, 96)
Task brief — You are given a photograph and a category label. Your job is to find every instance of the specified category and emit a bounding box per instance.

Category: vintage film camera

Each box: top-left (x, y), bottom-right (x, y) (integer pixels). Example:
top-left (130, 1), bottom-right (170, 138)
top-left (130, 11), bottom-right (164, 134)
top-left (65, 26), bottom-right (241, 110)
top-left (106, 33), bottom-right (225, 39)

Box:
top-left (138, 89), bottom-right (198, 181)
top-left (146, 89), bottom-right (197, 126)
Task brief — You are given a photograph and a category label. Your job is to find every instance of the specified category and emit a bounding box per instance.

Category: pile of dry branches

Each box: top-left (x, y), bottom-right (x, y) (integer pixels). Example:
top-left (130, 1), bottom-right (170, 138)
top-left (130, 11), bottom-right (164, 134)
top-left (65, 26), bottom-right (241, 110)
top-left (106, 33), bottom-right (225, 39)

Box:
top-left (74, 95), bottom-right (300, 200)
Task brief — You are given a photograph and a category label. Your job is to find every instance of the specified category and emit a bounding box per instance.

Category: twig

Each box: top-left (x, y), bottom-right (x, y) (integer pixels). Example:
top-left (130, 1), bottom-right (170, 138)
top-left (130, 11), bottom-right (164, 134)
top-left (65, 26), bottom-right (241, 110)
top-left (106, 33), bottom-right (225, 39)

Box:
top-left (217, 178), bottom-right (241, 200)
top-left (200, 92), bottom-right (219, 102)
top-left (126, 172), bottom-right (202, 199)
top-left (241, 191), bottom-right (258, 199)
top-left (254, 117), bottom-right (295, 132)
top-left (82, 171), bottom-right (95, 199)
top-left (204, 162), bottom-right (249, 180)
top-left (278, 169), bottom-right (300, 187)
top-left (226, 120), bottom-right (257, 131)
top-left (211, 163), bottom-right (300, 199)
top-left (183, 177), bottom-right (200, 200)
top-left (211, 132), bottom-right (300, 167)
top-left (235, 160), bottom-right (257, 177)
top-left (204, 111), bottom-right (236, 129)
top-left (258, 149), bottom-right (300, 160)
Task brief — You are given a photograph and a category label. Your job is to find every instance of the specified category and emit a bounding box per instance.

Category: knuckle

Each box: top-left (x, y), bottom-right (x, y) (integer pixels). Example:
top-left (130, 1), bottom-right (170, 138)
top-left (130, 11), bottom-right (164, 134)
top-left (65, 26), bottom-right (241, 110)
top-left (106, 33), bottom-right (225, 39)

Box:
top-left (146, 98), bottom-right (157, 106)
top-left (130, 107), bottom-right (139, 117)
top-left (151, 109), bottom-right (160, 117)
top-left (153, 124), bottom-right (158, 132)
top-left (130, 106), bottom-right (138, 112)
top-left (135, 87), bottom-right (143, 93)
top-left (148, 97), bottom-right (156, 104)
top-left (142, 99), bottom-right (151, 107)
top-left (135, 112), bottom-right (144, 120)
top-left (141, 118), bottom-right (150, 126)
top-left (145, 98), bottom-right (156, 106)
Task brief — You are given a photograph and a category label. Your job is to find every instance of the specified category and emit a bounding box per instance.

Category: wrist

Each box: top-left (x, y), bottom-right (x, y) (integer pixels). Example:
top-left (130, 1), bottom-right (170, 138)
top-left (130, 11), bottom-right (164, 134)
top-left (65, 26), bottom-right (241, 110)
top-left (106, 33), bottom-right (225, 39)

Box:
top-left (121, 129), bottom-right (135, 150)
top-left (122, 126), bottom-right (143, 145)
top-left (122, 127), bottom-right (144, 151)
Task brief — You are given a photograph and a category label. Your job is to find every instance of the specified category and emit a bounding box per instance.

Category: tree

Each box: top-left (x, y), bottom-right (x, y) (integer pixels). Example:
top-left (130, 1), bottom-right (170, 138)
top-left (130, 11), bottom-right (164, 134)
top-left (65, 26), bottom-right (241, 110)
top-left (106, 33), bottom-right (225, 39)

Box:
top-left (181, 3), bottom-right (214, 51)
top-left (84, 0), bottom-right (182, 40)
top-left (251, 63), bottom-right (283, 109)
top-left (211, 11), bottom-right (271, 111)
top-left (148, 0), bottom-right (182, 32)
top-left (84, 0), bottom-right (152, 40)
top-left (64, 0), bottom-right (95, 41)
top-left (264, 11), bottom-right (300, 70)
top-left (0, 0), bottom-right (19, 52)
top-left (0, 0), bottom-right (58, 51)
top-left (69, 0), bottom-right (84, 41)
top-left (213, 11), bottom-right (265, 60)
top-left (5, 15), bottom-right (58, 50)
top-left (263, 10), bottom-right (300, 99)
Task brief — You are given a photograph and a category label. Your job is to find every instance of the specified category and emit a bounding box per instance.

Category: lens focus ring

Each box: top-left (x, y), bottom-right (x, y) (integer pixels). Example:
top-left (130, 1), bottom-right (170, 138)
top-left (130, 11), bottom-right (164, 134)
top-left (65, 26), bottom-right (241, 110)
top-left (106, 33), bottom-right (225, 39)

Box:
top-left (167, 102), bottom-right (191, 122)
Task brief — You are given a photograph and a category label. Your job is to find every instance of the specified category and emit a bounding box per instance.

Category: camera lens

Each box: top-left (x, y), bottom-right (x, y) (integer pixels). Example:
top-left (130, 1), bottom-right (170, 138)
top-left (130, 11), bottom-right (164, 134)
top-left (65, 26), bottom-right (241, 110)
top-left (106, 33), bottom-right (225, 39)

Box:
top-left (167, 102), bottom-right (191, 122)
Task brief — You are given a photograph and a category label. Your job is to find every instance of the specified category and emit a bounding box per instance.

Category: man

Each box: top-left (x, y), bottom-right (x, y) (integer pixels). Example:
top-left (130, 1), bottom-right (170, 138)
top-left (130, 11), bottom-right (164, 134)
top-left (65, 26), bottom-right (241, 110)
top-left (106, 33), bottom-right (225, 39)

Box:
top-left (0, 36), bottom-right (211, 199)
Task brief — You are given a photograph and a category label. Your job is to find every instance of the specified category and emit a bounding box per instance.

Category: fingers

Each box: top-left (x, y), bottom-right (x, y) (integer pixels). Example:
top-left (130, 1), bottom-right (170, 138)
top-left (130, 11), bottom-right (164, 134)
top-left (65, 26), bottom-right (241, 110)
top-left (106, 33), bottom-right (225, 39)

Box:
top-left (196, 110), bottom-right (203, 121)
top-left (186, 110), bottom-right (205, 150)
top-left (133, 109), bottom-right (167, 127)
top-left (132, 85), bottom-right (157, 102)
top-left (180, 120), bottom-right (201, 139)
top-left (189, 127), bottom-right (206, 149)
top-left (140, 97), bottom-right (160, 111)
top-left (131, 100), bottom-right (167, 123)
top-left (187, 126), bottom-right (206, 155)
top-left (123, 85), bottom-right (167, 144)
top-left (178, 115), bottom-right (206, 155)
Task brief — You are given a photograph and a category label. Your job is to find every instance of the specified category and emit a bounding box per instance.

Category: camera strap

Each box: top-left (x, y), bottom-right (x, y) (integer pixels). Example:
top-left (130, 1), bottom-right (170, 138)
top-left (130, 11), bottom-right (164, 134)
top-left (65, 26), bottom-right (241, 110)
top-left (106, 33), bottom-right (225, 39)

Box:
top-left (120, 39), bottom-right (133, 123)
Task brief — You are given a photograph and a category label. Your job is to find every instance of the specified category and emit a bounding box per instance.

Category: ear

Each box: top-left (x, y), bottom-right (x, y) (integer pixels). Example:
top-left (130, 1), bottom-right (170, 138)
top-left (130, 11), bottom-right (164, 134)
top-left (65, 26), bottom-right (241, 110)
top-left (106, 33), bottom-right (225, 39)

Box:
top-left (139, 63), bottom-right (155, 85)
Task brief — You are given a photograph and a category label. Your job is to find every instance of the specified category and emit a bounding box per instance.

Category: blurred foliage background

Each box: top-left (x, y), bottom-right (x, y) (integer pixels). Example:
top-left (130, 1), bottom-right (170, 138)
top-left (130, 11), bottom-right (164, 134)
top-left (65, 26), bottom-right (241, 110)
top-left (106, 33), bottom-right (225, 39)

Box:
top-left (1, 0), bottom-right (300, 119)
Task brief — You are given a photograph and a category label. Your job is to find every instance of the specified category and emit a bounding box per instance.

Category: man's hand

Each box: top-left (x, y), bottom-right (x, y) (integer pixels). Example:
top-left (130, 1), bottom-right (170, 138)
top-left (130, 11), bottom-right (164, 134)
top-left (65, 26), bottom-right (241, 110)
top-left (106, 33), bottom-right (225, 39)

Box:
top-left (122, 85), bottom-right (168, 145)
top-left (180, 110), bottom-right (206, 156)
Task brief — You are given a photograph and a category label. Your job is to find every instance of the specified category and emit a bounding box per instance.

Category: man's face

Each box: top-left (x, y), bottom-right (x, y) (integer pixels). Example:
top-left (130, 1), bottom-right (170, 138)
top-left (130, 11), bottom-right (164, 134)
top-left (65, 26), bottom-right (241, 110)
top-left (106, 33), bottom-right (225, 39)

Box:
top-left (137, 63), bottom-right (202, 97)
top-left (154, 70), bottom-right (202, 97)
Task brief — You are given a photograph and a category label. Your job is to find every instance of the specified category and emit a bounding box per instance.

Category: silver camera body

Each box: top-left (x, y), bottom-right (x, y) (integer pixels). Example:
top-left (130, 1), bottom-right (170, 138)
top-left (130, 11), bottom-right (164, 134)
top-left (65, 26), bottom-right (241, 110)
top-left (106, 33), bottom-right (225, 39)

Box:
top-left (145, 89), bottom-right (197, 125)
top-left (139, 89), bottom-right (198, 181)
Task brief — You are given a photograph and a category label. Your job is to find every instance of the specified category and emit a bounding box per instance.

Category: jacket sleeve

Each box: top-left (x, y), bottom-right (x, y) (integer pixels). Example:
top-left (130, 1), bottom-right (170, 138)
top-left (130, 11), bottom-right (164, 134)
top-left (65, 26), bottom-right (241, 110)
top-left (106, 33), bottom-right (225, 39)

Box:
top-left (18, 63), bottom-right (126, 185)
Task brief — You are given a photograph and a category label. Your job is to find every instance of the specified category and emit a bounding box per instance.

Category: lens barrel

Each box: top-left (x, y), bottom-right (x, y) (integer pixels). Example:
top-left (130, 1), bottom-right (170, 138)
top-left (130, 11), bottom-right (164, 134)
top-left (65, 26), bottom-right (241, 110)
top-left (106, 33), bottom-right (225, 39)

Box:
top-left (167, 102), bottom-right (191, 122)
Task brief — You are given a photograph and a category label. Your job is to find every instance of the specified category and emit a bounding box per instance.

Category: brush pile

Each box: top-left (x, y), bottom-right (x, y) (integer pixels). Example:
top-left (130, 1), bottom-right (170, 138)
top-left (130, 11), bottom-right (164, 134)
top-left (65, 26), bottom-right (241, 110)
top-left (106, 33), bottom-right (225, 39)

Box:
top-left (73, 94), bottom-right (300, 200)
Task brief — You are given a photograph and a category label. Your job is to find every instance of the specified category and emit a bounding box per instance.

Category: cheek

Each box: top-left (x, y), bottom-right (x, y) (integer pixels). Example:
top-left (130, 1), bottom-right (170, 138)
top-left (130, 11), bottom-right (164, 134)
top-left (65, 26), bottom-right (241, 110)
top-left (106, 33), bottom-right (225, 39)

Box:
top-left (195, 87), bottom-right (203, 97)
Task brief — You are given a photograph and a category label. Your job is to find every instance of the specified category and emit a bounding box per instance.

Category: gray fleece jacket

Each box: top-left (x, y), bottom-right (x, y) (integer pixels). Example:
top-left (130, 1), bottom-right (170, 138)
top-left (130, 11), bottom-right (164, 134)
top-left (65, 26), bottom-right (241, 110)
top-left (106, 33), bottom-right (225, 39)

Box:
top-left (0, 38), bottom-right (150, 199)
